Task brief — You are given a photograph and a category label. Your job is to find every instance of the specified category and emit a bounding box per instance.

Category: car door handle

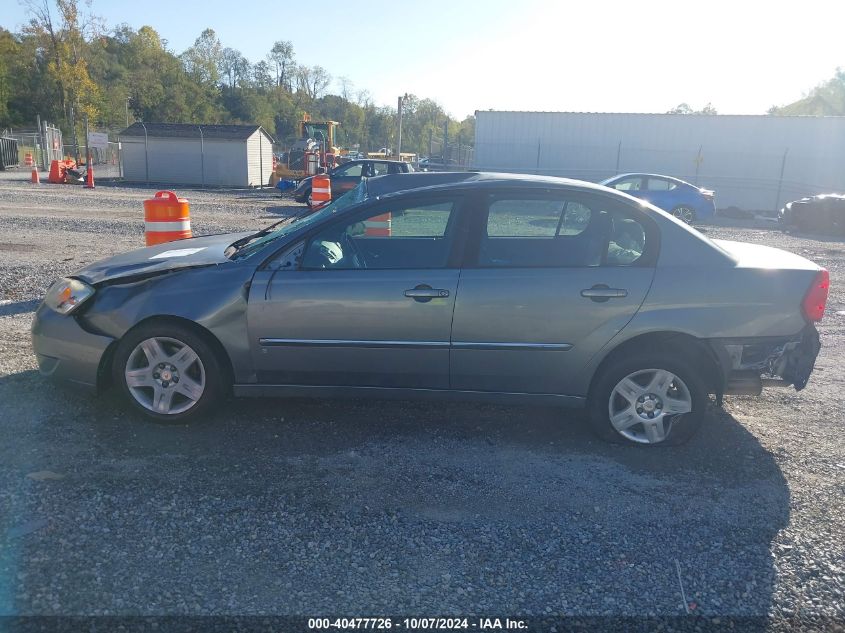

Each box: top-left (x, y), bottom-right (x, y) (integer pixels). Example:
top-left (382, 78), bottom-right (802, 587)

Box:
top-left (404, 286), bottom-right (450, 301)
top-left (581, 286), bottom-right (628, 301)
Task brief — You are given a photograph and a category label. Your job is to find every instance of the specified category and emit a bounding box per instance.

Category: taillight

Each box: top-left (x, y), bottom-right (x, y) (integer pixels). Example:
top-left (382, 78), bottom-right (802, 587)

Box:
top-left (802, 269), bottom-right (830, 321)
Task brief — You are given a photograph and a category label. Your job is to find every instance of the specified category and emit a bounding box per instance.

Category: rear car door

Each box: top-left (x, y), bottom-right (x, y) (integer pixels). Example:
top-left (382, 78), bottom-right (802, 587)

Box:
top-left (247, 194), bottom-right (468, 388)
top-left (450, 189), bottom-right (658, 395)
top-left (639, 176), bottom-right (677, 211)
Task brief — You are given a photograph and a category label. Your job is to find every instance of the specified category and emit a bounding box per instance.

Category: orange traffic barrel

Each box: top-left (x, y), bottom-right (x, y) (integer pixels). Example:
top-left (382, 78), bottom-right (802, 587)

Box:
top-left (365, 212), bottom-right (392, 237)
top-left (310, 175), bottom-right (331, 210)
top-left (143, 191), bottom-right (192, 246)
top-left (24, 153), bottom-right (34, 167)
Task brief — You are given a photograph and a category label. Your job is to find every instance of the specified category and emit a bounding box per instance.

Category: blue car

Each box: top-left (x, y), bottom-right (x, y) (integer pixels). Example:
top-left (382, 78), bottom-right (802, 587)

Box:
top-left (600, 173), bottom-right (715, 223)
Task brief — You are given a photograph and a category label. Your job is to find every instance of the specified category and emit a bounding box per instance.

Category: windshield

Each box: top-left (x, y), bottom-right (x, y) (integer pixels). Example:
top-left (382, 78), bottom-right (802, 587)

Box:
top-left (229, 179), bottom-right (369, 259)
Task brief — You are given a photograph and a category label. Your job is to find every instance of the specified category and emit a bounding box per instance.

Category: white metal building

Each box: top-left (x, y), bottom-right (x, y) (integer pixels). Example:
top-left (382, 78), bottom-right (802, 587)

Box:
top-left (473, 111), bottom-right (845, 212)
top-left (120, 123), bottom-right (274, 187)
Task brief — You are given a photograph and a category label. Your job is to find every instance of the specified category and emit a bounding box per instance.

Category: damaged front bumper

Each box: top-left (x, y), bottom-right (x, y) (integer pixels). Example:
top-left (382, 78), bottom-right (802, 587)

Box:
top-left (710, 325), bottom-right (821, 396)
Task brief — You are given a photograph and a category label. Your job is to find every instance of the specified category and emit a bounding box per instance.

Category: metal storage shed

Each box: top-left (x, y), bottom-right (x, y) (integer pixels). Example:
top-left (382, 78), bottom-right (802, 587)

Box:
top-left (119, 123), bottom-right (274, 187)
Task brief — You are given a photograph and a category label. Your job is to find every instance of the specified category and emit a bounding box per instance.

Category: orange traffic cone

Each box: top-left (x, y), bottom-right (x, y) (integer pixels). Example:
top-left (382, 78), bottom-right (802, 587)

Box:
top-left (30, 168), bottom-right (40, 184)
top-left (84, 165), bottom-right (95, 189)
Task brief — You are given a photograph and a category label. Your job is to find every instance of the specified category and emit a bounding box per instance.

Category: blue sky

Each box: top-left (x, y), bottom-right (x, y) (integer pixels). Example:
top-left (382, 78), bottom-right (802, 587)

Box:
top-left (4, 0), bottom-right (844, 118)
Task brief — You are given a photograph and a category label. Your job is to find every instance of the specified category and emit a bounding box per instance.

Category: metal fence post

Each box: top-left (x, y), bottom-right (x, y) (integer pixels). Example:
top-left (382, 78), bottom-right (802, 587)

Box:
top-left (198, 126), bottom-right (205, 187)
top-left (141, 122), bottom-right (149, 183)
top-left (775, 147), bottom-right (789, 213)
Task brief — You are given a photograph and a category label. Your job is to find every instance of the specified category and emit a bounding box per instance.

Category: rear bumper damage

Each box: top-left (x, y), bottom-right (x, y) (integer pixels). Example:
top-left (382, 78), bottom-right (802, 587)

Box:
top-left (709, 325), bottom-right (821, 396)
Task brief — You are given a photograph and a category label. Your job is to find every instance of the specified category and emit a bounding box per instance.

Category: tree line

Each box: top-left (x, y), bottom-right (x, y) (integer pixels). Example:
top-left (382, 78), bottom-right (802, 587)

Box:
top-left (0, 0), bottom-right (475, 155)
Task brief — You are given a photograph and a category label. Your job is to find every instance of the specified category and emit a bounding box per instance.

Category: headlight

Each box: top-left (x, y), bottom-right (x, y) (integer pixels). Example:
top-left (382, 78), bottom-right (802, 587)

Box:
top-left (44, 278), bottom-right (94, 315)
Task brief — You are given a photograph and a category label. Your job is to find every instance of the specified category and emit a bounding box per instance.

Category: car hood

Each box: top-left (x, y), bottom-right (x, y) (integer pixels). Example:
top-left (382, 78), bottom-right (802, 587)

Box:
top-left (72, 232), bottom-right (254, 285)
top-left (712, 239), bottom-right (820, 271)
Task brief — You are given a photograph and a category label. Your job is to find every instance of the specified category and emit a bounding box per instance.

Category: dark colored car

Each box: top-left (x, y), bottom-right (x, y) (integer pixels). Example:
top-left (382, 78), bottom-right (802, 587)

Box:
top-left (419, 157), bottom-right (460, 172)
top-left (32, 172), bottom-right (828, 446)
top-left (601, 173), bottom-right (715, 223)
top-left (293, 159), bottom-right (413, 205)
top-left (779, 194), bottom-right (845, 235)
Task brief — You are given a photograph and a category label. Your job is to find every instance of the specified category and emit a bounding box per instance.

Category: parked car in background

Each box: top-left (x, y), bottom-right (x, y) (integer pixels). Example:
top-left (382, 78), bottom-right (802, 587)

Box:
top-left (33, 172), bottom-right (827, 447)
top-left (419, 157), bottom-right (461, 172)
top-left (600, 173), bottom-right (715, 223)
top-left (293, 159), bottom-right (413, 206)
top-left (337, 151), bottom-right (364, 164)
top-left (779, 193), bottom-right (845, 235)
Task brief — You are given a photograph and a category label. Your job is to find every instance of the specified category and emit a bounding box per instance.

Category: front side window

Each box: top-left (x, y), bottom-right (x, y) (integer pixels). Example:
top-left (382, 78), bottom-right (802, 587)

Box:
top-left (334, 163), bottom-right (363, 178)
top-left (301, 199), bottom-right (458, 270)
top-left (610, 177), bottom-right (642, 191)
top-left (371, 162), bottom-right (390, 176)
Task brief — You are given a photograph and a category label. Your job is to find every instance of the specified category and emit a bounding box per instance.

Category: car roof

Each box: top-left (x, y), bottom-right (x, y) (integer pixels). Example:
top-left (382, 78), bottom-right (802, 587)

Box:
top-left (342, 158), bottom-right (404, 165)
top-left (610, 173), bottom-right (695, 187)
top-left (366, 171), bottom-right (620, 199)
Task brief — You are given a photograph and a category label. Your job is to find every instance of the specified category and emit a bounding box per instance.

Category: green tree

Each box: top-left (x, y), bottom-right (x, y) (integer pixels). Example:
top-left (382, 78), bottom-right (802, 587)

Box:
top-left (769, 69), bottom-right (845, 115)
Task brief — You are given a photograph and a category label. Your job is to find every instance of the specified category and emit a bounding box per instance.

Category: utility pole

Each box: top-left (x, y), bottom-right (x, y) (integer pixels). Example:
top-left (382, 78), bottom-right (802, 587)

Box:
top-left (69, 105), bottom-right (80, 164)
top-left (83, 112), bottom-right (91, 169)
top-left (396, 93), bottom-right (408, 158)
top-left (125, 97), bottom-right (130, 128)
top-left (442, 119), bottom-right (448, 162)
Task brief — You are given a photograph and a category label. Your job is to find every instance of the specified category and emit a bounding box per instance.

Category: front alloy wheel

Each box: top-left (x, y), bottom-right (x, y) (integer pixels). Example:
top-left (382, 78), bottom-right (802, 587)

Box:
top-left (125, 337), bottom-right (206, 415)
top-left (608, 369), bottom-right (692, 444)
top-left (113, 322), bottom-right (229, 422)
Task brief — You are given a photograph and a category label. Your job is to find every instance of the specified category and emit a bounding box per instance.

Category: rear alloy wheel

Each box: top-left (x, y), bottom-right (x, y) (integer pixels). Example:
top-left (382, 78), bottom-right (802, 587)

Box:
top-left (113, 323), bottom-right (228, 422)
top-left (588, 353), bottom-right (706, 445)
top-left (672, 206), bottom-right (696, 224)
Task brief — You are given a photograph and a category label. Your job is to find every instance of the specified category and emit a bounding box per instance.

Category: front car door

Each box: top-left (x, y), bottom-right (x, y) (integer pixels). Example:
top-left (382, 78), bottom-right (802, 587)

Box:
top-left (607, 175), bottom-right (645, 201)
top-left (247, 194), bottom-right (468, 388)
top-left (329, 162), bottom-right (365, 198)
top-left (450, 189), bottom-right (658, 396)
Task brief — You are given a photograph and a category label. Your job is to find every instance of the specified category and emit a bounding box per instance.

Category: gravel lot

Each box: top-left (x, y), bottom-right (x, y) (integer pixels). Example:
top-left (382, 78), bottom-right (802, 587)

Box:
top-left (0, 173), bottom-right (843, 621)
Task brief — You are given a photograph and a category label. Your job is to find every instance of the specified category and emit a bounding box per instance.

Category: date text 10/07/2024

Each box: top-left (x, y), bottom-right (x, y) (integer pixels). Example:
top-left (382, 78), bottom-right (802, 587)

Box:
top-left (307, 618), bottom-right (528, 630)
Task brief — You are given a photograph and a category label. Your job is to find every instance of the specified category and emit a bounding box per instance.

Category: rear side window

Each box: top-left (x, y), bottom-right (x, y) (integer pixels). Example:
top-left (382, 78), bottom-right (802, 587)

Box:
top-left (479, 196), bottom-right (603, 267)
top-left (606, 216), bottom-right (646, 265)
top-left (476, 193), bottom-right (654, 268)
top-left (646, 178), bottom-right (677, 191)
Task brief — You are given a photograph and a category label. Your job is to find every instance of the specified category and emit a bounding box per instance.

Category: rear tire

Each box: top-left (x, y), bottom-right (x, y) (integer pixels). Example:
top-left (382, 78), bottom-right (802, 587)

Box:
top-left (672, 206), bottom-right (696, 224)
top-left (112, 321), bottom-right (229, 423)
top-left (588, 351), bottom-right (707, 446)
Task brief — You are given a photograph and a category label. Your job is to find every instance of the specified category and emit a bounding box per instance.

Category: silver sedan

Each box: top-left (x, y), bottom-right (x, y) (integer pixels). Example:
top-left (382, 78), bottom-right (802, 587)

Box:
top-left (32, 173), bottom-right (828, 445)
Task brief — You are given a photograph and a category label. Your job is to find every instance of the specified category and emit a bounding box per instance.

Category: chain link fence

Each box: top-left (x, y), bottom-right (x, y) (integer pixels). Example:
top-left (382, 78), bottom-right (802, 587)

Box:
top-left (474, 138), bottom-right (843, 214)
top-left (1, 123), bottom-right (64, 170)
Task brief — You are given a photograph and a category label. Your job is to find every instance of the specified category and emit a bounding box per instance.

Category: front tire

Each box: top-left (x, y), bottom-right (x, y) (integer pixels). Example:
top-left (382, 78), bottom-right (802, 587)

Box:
top-left (588, 352), bottom-right (707, 446)
top-left (112, 322), bottom-right (229, 423)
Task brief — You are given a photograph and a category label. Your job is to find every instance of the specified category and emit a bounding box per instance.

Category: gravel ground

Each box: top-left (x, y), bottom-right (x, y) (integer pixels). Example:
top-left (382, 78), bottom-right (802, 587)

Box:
top-left (0, 174), bottom-right (843, 621)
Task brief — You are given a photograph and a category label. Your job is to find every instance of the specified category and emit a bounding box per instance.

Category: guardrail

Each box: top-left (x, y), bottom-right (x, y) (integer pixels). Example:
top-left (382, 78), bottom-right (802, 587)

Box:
top-left (0, 137), bottom-right (20, 170)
